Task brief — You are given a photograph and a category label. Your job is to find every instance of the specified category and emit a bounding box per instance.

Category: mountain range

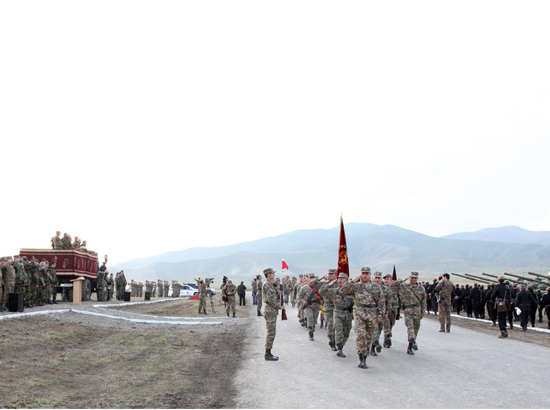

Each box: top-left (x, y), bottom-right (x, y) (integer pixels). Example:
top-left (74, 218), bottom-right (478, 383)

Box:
top-left (109, 224), bottom-right (550, 285)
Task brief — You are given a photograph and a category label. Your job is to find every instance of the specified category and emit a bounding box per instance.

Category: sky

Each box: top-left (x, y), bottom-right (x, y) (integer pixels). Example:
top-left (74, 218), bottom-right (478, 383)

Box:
top-left (2, 1), bottom-right (550, 265)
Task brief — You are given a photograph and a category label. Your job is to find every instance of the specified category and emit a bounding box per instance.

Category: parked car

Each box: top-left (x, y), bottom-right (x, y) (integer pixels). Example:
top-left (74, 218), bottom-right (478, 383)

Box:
top-left (180, 285), bottom-right (199, 297)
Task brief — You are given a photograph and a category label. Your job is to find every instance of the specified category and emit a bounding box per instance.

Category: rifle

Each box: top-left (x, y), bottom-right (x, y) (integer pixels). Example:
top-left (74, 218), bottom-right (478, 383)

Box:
top-left (280, 284), bottom-right (287, 320)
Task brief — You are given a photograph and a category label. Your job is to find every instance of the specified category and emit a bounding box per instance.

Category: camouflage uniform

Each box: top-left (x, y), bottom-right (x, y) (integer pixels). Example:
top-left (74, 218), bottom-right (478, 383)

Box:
top-left (340, 267), bottom-right (385, 367)
top-left (329, 274), bottom-right (354, 356)
top-left (157, 280), bottom-right (164, 298)
top-left (319, 270), bottom-right (338, 349)
top-left (196, 278), bottom-right (212, 314)
top-left (391, 271), bottom-right (427, 354)
top-left (435, 278), bottom-right (455, 332)
top-left (262, 268), bottom-right (280, 360)
top-left (47, 265), bottom-right (59, 303)
top-left (13, 258), bottom-right (28, 299)
top-left (382, 276), bottom-right (399, 347)
top-left (2, 259), bottom-right (16, 309)
top-left (223, 282), bottom-right (237, 317)
top-left (256, 277), bottom-right (263, 315)
top-left (298, 275), bottom-right (322, 340)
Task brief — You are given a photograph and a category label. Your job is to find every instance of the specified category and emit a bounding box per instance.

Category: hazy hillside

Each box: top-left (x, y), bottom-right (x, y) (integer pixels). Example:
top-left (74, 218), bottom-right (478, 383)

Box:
top-left (110, 223), bottom-right (550, 285)
top-left (442, 226), bottom-right (550, 246)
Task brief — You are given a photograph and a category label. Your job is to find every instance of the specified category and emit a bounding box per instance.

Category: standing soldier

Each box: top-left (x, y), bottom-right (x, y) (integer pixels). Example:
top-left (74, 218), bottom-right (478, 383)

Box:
top-left (382, 274), bottom-right (399, 347)
top-left (157, 279), bottom-right (164, 298)
top-left (289, 276), bottom-right (297, 307)
top-left (223, 279), bottom-right (237, 317)
top-left (13, 256), bottom-right (28, 305)
top-left (391, 271), bottom-right (427, 355)
top-left (51, 231), bottom-right (63, 249)
top-left (145, 280), bottom-right (154, 299)
top-left (2, 257), bottom-right (16, 309)
top-left (107, 273), bottom-right (114, 301)
top-left (295, 274), bottom-right (307, 326)
top-left (319, 269), bottom-right (338, 351)
top-left (195, 277), bottom-right (212, 314)
top-left (329, 272), bottom-right (354, 358)
top-left (256, 274), bottom-right (264, 316)
top-left (262, 268), bottom-right (283, 361)
top-left (435, 273), bottom-right (455, 332)
top-left (340, 267), bottom-right (385, 369)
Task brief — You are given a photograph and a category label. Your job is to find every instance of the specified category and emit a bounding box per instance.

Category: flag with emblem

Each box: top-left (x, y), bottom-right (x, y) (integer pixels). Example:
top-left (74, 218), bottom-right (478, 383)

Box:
top-left (337, 215), bottom-right (349, 276)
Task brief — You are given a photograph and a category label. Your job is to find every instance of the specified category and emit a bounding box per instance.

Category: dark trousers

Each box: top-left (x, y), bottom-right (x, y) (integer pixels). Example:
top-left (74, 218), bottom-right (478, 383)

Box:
top-left (519, 306), bottom-right (530, 330)
top-left (529, 306), bottom-right (537, 327)
top-left (497, 311), bottom-right (508, 332)
top-left (239, 294), bottom-right (245, 306)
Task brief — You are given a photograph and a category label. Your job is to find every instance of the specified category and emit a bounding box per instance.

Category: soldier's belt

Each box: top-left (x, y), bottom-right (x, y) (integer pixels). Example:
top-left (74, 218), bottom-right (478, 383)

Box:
top-left (356, 303), bottom-right (377, 308)
top-left (403, 303), bottom-right (420, 309)
top-left (335, 307), bottom-right (352, 311)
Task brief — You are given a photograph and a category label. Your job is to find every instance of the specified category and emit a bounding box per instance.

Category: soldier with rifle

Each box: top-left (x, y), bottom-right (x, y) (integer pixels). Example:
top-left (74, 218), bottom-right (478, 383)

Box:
top-left (298, 273), bottom-right (322, 341)
top-left (262, 267), bottom-right (283, 361)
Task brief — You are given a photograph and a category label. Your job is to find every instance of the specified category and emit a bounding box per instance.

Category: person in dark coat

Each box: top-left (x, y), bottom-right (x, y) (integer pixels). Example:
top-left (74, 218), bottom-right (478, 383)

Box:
top-left (237, 281), bottom-right (247, 306)
top-left (453, 285), bottom-right (463, 315)
top-left (539, 287), bottom-right (550, 329)
top-left (491, 276), bottom-right (512, 338)
top-left (527, 286), bottom-right (539, 327)
top-left (470, 283), bottom-right (483, 319)
top-left (515, 285), bottom-right (537, 331)
top-left (462, 284), bottom-right (472, 318)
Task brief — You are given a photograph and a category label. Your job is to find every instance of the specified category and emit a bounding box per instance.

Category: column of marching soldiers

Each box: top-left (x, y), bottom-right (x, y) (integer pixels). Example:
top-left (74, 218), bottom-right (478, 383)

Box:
top-left (256, 267), bottom-right (550, 369)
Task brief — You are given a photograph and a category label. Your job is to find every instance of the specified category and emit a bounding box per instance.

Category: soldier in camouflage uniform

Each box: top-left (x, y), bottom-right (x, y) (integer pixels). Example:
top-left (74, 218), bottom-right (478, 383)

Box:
top-left (370, 271), bottom-right (389, 356)
top-left (329, 272), bottom-right (354, 358)
top-left (223, 279), bottom-right (237, 317)
top-left (340, 267), bottom-right (385, 369)
top-left (2, 257), bottom-right (16, 310)
top-left (262, 268), bottom-right (282, 361)
top-left (195, 277), bottom-right (212, 314)
top-left (51, 231), bottom-right (63, 249)
top-left (256, 274), bottom-right (264, 316)
top-left (391, 271), bottom-right (427, 355)
top-left (157, 279), bottom-right (164, 298)
top-left (13, 256), bottom-right (28, 303)
top-left (298, 273), bottom-right (322, 341)
top-left (295, 274), bottom-right (307, 326)
top-left (107, 273), bottom-right (114, 300)
top-left (319, 269), bottom-right (338, 351)
top-left (435, 273), bottom-right (455, 332)
top-left (382, 274), bottom-right (398, 347)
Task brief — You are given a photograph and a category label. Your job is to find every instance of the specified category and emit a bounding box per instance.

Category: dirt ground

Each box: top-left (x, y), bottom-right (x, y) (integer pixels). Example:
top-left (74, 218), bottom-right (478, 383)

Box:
top-left (423, 311), bottom-right (550, 348)
top-left (0, 296), bottom-right (249, 409)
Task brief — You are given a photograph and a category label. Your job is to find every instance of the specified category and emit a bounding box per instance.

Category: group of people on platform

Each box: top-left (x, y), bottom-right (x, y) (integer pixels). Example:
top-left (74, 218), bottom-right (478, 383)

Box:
top-left (50, 231), bottom-right (94, 254)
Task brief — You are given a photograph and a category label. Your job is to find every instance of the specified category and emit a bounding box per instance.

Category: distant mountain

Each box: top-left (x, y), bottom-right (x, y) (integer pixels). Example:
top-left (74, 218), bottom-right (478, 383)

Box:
top-left (441, 226), bottom-right (550, 246)
top-left (109, 223), bottom-right (550, 285)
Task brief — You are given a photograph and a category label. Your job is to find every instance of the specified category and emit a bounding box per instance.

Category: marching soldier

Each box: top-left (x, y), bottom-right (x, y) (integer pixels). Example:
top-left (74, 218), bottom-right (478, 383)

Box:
top-left (371, 271), bottom-right (388, 356)
top-left (435, 273), bottom-right (455, 332)
top-left (340, 267), bottom-right (385, 369)
top-left (319, 269), bottom-right (338, 351)
top-left (329, 272), bottom-right (354, 358)
top-left (298, 273), bottom-right (322, 341)
top-left (391, 271), bottom-right (427, 355)
top-left (382, 274), bottom-right (398, 347)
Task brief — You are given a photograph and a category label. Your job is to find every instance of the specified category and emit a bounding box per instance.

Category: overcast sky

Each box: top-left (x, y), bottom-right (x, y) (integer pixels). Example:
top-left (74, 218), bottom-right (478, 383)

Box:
top-left (2, 1), bottom-right (549, 265)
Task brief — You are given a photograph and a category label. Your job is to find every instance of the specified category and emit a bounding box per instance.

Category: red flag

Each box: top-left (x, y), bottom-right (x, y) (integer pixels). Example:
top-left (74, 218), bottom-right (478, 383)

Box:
top-left (392, 265), bottom-right (397, 281)
top-left (337, 216), bottom-right (349, 276)
top-left (282, 259), bottom-right (289, 270)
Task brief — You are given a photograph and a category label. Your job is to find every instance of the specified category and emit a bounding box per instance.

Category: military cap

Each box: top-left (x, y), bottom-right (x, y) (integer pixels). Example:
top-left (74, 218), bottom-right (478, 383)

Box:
top-left (383, 273), bottom-right (392, 279)
top-left (373, 271), bottom-right (382, 278)
top-left (308, 273), bottom-right (316, 278)
top-left (263, 268), bottom-right (275, 276)
top-left (361, 266), bottom-right (371, 273)
top-left (409, 271), bottom-right (419, 278)
top-left (328, 269), bottom-right (337, 275)
top-left (338, 273), bottom-right (349, 279)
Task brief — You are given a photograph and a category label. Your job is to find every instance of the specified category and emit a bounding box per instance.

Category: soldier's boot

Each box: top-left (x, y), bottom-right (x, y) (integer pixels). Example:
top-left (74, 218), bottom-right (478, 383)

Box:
top-left (370, 345), bottom-right (377, 356)
top-left (446, 324), bottom-right (451, 333)
top-left (439, 325), bottom-right (445, 332)
top-left (265, 349), bottom-right (279, 361)
top-left (301, 319), bottom-right (307, 327)
top-left (257, 311), bottom-right (263, 316)
top-left (227, 312), bottom-right (229, 317)
top-left (383, 337), bottom-right (391, 348)
top-left (336, 344), bottom-right (346, 358)
top-left (233, 313), bottom-right (236, 318)
top-left (308, 329), bottom-right (314, 341)
top-left (498, 330), bottom-right (508, 339)
top-left (375, 339), bottom-right (382, 353)
top-left (320, 320), bottom-right (324, 329)
top-left (329, 336), bottom-right (337, 351)
top-left (412, 339), bottom-right (418, 350)
top-left (407, 342), bottom-right (414, 355)
top-left (357, 353), bottom-right (367, 368)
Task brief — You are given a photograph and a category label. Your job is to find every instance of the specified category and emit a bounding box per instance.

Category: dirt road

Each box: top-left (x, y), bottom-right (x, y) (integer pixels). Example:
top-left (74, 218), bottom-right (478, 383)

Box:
top-left (235, 303), bottom-right (550, 409)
